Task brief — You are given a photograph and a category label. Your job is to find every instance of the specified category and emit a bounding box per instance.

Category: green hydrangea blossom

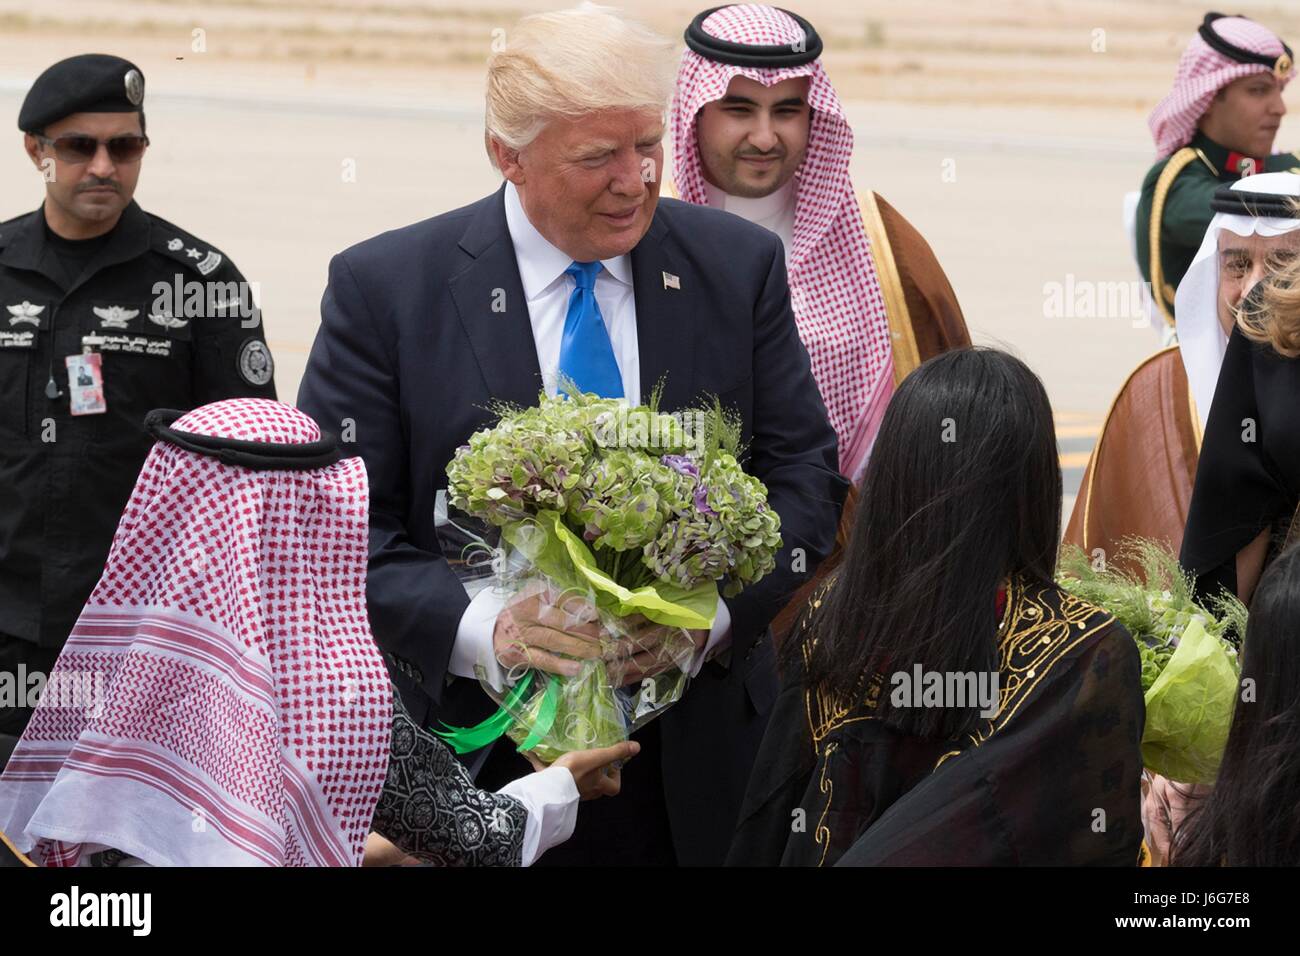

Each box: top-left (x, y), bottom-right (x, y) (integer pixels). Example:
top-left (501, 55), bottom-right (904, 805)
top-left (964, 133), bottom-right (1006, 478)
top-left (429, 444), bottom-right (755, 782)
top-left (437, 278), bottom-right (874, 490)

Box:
top-left (448, 389), bottom-right (781, 598)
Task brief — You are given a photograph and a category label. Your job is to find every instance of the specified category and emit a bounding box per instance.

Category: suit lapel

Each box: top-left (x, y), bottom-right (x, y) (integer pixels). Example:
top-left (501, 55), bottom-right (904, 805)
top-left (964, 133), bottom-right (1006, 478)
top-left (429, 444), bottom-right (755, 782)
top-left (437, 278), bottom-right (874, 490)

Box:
top-left (448, 185), bottom-right (545, 409)
top-left (451, 190), bottom-right (698, 413)
top-left (631, 208), bottom-right (698, 411)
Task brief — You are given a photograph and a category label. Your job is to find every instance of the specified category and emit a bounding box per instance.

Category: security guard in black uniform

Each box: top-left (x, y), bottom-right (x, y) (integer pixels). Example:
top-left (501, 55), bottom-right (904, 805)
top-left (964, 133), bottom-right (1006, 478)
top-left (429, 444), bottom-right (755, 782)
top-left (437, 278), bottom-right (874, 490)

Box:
top-left (0, 55), bottom-right (277, 745)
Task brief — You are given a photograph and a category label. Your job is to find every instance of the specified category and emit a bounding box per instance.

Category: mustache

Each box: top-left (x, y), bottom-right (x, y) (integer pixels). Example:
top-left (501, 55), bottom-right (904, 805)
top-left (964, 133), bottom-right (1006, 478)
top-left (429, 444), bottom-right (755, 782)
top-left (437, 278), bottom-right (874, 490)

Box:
top-left (76, 178), bottom-right (120, 193)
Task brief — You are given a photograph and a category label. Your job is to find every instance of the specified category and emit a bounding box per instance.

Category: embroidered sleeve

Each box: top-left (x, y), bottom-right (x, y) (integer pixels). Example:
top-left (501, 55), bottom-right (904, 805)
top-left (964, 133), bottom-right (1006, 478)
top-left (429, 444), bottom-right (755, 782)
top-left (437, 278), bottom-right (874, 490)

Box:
top-left (370, 688), bottom-right (528, 867)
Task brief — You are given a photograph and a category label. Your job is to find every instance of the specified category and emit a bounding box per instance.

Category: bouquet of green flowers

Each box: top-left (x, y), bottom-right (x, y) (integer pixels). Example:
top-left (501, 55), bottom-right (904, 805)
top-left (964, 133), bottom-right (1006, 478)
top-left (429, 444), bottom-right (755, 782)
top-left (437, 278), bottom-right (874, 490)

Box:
top-left (436, 385), bottom-right (782, 762)
top-left (1057, 539), bottom-right (1244, 785)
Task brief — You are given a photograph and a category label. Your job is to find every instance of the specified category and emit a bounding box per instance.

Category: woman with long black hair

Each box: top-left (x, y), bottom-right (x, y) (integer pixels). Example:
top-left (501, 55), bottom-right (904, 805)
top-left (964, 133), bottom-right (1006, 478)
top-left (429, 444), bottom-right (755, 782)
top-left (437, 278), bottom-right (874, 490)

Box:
top-left (726, 347), bottom-right (1146, 866)
top-left (1169, 545), bottom-right (1300, 866)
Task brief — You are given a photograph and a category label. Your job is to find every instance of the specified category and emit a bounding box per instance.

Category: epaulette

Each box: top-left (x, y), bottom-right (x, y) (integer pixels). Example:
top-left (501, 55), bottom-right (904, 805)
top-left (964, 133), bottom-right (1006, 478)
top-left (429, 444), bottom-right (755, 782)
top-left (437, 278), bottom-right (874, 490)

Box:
top-left (1148, 147), bottom-right (1205, 328)
top-left (147, 213), bottom-right (229, 277)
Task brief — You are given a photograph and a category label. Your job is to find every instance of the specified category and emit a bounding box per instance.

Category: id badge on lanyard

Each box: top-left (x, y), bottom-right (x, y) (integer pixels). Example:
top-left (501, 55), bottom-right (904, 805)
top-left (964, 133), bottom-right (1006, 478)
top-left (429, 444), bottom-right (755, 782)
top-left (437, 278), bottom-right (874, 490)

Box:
top-left (66, 336), bottom-right (107, 415)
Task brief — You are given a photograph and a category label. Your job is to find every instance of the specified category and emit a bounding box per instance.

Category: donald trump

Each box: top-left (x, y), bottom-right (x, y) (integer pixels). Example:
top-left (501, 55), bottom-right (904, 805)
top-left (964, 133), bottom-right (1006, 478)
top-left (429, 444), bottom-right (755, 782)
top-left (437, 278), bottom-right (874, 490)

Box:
top-left (298, 3), bottom-right (845, 866)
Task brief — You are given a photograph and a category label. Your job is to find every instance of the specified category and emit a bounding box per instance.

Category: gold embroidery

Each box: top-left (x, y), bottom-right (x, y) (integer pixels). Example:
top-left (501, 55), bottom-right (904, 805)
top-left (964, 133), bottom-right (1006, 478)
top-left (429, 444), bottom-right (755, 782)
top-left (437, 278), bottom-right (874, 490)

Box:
top-left (934, 749), bottom-right (961, 770)
top-left (963, 582), bottom-right (1115, 750)
top-left (804, 639), bottom-right (878, 747)
top-left (799, 576), bottom-right (1116, 863)
top-left (799, 576), bottom-right (877, 867)
top-left (813, 740), bottom-right (837, 867)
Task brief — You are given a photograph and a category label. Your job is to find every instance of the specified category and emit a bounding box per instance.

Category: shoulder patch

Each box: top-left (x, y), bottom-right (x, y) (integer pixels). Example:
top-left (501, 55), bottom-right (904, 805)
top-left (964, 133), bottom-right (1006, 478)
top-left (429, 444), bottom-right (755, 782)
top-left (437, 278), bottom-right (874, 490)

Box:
top-left (149, 215), bottom-right (230, 276)
top-left (237, 337), bottom-right (274, 387)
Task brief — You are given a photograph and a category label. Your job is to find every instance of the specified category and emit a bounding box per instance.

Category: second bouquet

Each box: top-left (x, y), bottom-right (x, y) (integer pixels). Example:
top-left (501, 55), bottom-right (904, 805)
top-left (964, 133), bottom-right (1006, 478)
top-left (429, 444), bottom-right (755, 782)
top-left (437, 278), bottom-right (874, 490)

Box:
top-left (437, 385), bottom-right (782, 762)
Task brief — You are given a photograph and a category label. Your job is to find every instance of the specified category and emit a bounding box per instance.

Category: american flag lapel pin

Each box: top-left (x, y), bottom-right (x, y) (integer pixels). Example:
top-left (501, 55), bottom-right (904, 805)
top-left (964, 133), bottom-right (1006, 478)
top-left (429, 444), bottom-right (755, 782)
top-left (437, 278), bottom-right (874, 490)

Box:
top-left (662, 271), bottom-right (680, 290)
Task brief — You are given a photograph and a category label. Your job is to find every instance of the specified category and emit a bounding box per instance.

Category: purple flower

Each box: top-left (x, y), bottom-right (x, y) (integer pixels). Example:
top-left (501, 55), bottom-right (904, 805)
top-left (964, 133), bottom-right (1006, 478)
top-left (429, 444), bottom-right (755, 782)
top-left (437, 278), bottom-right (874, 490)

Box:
top-left (694, 484), bottom-right (717, 516)
top-left (660, 454), bottom-right (699, 479)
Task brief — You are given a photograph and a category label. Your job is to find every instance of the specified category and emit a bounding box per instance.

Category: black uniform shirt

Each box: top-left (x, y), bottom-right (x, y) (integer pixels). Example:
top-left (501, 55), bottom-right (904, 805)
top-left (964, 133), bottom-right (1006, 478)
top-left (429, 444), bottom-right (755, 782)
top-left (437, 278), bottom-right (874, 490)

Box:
top-left (42, 216), bottom-right (111, 290)
top-left (0, 199), bottom-right (277, 647)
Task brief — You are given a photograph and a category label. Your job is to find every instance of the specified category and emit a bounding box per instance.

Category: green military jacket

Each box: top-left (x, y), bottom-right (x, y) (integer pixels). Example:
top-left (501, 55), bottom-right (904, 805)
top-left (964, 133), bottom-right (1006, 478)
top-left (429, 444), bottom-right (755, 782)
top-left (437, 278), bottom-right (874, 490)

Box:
top-left (1136, 131), bottom-right (1300, 325)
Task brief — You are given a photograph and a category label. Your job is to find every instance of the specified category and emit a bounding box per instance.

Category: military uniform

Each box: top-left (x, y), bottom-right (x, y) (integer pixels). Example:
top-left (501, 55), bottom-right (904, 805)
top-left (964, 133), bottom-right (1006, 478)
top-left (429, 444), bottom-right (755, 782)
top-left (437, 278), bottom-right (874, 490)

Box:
top-left (0, 200), bottom-right (276, 656)
top-left (0, 53), bottom-right (279, 749)
top-left (1137, 137), bottom-right (1300, 325)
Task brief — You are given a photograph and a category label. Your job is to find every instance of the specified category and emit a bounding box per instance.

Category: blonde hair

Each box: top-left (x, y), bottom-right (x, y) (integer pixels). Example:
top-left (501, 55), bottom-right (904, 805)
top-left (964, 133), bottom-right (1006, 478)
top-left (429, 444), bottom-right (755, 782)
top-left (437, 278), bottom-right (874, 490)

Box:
top-left (484, 3), bottom-right (677, 167)
top-left (1238, 197), bottom-right (1300, 357)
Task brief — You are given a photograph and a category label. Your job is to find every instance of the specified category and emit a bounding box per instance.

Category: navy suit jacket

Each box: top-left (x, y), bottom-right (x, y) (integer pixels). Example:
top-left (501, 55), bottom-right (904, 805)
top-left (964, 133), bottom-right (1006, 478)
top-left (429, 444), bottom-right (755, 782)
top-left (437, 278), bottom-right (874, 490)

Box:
top-left (297, 185), bottom-right (847, 864)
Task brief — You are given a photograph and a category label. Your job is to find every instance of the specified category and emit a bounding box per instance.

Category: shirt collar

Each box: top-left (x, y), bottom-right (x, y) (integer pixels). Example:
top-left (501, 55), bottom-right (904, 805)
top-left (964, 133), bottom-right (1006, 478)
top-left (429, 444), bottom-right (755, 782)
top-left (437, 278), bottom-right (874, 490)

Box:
top-left (1190, 130), bottom-right (1264, 179)
top-left (0, 199), bottom-right (148, 288)
top-left (502, 181), bottom-right (633, 298)
top-left (701, 177), bottom-right (796, 223)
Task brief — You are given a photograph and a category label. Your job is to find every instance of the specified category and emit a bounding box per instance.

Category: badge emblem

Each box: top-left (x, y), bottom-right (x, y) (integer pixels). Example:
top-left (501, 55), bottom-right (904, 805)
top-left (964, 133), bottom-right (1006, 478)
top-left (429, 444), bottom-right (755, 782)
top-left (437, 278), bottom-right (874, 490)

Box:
top-left (237, 339), bottom-right (274, 387)
top-left (185, 247), bottom-right (202, 259)
top-left (6, 301), bottom-right (44, 326)
top-left (93, 305), bottom-right (140, 329)
top-left (149, 312), bottom-right (189, 330)
top-left (124, 68), bottom-right (144, 106)
top-left (662, 272), bottom-right (680, 290)
top-left (167, 238), bottom-right (183, 252)
top-left (197, 251), bottom-right (223, 276)
top-left (1276, 53), bottom-right (1293, 80)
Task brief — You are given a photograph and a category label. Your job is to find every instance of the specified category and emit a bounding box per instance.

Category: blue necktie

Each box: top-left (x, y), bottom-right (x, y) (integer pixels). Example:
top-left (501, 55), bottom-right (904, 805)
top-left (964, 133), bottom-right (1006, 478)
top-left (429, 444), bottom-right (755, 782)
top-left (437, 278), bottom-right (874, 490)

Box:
top-left (558, 261), bottom-right (623, 399)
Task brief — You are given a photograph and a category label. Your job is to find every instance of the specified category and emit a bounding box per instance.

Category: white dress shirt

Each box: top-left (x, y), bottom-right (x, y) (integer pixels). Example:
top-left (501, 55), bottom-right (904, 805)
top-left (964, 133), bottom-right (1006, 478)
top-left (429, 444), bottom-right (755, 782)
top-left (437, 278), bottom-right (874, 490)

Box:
top-left (503, 179), bottom-right (641, 405)
top-left (703, 179), bottom-right (797, 266)
top-left (446, 181), bottom-right (734, 862)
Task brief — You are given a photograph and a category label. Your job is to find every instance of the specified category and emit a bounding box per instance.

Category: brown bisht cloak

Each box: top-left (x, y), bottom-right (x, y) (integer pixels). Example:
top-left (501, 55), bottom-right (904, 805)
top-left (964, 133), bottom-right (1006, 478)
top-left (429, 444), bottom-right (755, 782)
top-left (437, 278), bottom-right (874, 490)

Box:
top-left (861, 191), bottom-right (969, 382)
top-left (1064, 347), bottom-right (1202, 573)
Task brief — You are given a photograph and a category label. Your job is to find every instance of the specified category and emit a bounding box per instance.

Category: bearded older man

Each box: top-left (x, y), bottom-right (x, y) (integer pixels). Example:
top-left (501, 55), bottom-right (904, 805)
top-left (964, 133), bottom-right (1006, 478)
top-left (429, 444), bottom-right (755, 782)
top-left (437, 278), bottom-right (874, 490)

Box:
top-left (1066, 172), bottom-right (1300, 579)
top-left (297, 5), bottom-right (846, 866)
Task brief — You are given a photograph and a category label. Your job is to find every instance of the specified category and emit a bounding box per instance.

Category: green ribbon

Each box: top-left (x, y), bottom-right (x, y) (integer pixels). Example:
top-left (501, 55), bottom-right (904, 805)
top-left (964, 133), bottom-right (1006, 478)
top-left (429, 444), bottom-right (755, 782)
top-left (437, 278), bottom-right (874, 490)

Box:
top-left (433, 671), bottom-right (561, 755)
top-left (519, 674), bottom-right (560, 751)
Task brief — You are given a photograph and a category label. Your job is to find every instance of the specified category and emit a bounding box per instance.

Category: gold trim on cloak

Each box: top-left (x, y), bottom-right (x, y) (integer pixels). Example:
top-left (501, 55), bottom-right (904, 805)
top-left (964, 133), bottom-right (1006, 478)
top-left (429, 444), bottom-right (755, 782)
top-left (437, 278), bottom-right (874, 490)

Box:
top-left (0, 825), bottom-right (36, 867)
top-left (1079, 345), bottom-right (1186, 552)
top-left (800, 576), bottom-right (1118, 864)
top-left (1188, 376), bottom-right (1203, 453)
top-left (860, 190), bottom-right (922, 384)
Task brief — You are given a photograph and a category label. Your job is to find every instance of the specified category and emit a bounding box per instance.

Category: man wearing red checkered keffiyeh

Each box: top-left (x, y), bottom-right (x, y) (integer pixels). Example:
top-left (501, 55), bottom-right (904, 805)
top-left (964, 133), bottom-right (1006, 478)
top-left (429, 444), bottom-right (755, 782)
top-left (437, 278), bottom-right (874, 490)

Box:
top-left (670, 4), bottom-right (968, 483)
top-left (1137, 12), bottom-right (1300, 327)
top-left (0, 399), bottom-right (393, 866)
top-left (0, 398), bottom-right (616, 867)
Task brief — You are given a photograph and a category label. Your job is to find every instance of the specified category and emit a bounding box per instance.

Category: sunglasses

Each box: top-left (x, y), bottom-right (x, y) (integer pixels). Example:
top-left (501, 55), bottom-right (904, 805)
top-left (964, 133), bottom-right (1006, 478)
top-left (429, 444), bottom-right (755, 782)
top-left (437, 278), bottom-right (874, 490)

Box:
top-left (35, 133), bottom-right (149, 164)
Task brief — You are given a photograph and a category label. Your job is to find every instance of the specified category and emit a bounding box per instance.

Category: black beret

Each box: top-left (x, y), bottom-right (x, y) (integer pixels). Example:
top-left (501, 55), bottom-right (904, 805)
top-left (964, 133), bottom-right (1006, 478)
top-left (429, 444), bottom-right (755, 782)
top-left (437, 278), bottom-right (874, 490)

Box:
top-left (18, 54), bottom-right (145, 133)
